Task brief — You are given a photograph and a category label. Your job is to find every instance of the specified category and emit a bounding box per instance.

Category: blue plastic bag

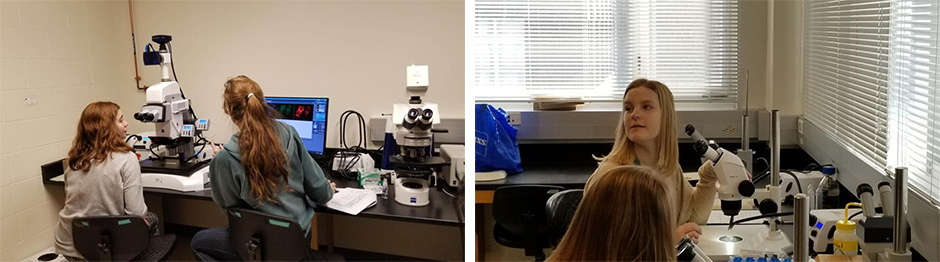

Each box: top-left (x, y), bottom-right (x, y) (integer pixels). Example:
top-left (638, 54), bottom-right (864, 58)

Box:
top-left (475, 104), bottom-right (523, 174)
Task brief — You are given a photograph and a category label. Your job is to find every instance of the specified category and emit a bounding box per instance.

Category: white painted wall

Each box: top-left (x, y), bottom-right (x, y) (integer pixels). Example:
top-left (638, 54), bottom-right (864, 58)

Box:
top-left (1, 1), bottom-right (464, 260)
top-left (120, 0), bottom-right (465, 149)
top-left (0, 1), bottom-right (132, 260)
top-left (740, 0), bottom-right (769, 112)
top-left (770, 0), bottom-right (804, 116)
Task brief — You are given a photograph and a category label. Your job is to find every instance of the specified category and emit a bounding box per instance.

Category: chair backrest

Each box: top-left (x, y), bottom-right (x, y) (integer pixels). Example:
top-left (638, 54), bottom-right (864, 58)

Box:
top-left (227, 207), bottom-right (309, 262)
top-left (544, 189), bottom-right (584, 246)
top-left (493, 185), bottom-right (564, 236)
top-left (72, 216), bottom-right (150, 261)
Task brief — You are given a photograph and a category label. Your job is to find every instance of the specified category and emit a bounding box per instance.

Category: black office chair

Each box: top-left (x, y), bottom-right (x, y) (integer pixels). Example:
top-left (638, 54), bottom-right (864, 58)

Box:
top-left (72, 216), bottom-right (176, 261)
top-left (492, 185), bottom-right (564, 262)
top-left (544, 189), bottom-right (584, 247)
top-left (227, 208), bottom-right (344, 262)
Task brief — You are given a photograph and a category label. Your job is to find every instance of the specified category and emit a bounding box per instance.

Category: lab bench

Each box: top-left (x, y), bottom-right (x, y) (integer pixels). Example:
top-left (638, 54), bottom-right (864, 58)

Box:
top-left (41, 158), bottom-right (465, 260)
top-left (474, 143), bottom-right (820, 261)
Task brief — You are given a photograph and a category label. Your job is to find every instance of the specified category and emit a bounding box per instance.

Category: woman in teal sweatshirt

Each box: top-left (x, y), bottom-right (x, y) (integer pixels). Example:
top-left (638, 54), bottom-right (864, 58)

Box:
top-left (191, 76), bottom-right (335, 261)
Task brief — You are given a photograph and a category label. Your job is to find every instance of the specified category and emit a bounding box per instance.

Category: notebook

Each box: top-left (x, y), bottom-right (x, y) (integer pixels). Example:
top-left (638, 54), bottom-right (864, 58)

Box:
top-left (325, 188), bottom-right (377, 215)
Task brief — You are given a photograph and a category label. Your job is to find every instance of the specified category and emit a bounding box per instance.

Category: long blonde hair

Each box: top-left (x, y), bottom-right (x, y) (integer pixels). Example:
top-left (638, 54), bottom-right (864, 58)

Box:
top-left (67, 102), bottom-right (133, 172)
top-left (597, 78), bottom-right (680, 175)
top-left (222, 75), bottom-right (291, 204)
top-left (547, 166), bottom-right (677, 262)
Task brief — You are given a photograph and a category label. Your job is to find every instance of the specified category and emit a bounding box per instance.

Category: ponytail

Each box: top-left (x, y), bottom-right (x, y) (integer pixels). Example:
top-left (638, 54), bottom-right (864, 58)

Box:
top-left (223, 76), bottom-right (291, 204)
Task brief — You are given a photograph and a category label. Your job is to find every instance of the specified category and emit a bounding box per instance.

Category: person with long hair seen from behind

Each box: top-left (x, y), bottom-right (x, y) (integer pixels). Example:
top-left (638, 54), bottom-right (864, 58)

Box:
top-left (55, 102), bottom-right (159, 261)
top-left (548, 166), bottom-right (677, 262)
top-left (190, 75), bottom-right (335, 261)
top-left (591, 78), bottom-right (719, 244)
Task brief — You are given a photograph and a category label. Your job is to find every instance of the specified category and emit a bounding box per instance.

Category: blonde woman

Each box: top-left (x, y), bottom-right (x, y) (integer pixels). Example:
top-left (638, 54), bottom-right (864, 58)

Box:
top-left (548, 166), bottom-right (677, 262)
top-left (590, 78), bottom-right (718, 244)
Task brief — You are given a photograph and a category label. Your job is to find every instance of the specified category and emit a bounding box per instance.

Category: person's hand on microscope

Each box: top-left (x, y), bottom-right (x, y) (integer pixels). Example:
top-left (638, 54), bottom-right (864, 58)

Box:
top-left (210, 140), bottom-right (224, 156)
top-left (675, 222), bottom-right (703, 244)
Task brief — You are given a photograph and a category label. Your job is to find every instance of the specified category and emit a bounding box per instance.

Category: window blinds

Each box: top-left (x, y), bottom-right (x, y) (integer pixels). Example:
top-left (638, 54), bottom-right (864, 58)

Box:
top-left (888, 0), bottom-right (940, 202)
top-left (473, 0), bottom-right (739, 104)
top-left (804, 0), bottom-right (891, 171)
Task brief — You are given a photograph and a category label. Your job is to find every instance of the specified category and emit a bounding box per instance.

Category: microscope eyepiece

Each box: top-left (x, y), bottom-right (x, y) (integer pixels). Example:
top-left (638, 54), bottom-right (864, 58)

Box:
top-left (693, 140), bottom-right (710, 155)
top-left (407, 108), bottom-right (420, 120)
top-left (421, 109), bottom-right (433, 120)
top-left (134, 112), bottom-right (155, 122)
top-left (685, 124), bottom-right (697, 136)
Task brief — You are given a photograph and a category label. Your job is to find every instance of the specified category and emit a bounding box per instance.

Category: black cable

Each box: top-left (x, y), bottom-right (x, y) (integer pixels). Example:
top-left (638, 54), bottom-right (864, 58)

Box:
top-left (803, 163), bottom-right (821, 172)
top-left (339, 110), bottom-right (367, 150)
top-left (149, 145), bottom-right (164, 161)
top-left (728, 212), bottom-right (794, 229)
top-left (848, 210), bottom-right (864, 220)
top-left (753, 170), bottom-right (771, 183)
top-left (125, 134), bottom-right (142, 144)
top-left (752, 157), bottom-right (771, 182)
top-left (166, 42), bottom-right (198, 120)
top-left (329, 151), bottom-right (360, 180)
top-left (188, 136), bottom-right (208, 162)
top-left (781, 170), bottom-right (804, 194)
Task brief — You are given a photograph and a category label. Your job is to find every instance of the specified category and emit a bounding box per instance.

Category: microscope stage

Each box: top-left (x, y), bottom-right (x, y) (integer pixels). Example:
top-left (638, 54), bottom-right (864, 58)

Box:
top-left (389, 155), bottom-right (446, 166)
top-left (140, 158), bottom-right (209, 176)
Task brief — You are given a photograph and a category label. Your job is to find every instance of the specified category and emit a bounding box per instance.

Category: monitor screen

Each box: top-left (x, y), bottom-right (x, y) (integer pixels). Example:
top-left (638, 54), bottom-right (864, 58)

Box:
top-left (265, 97), bottom-right (329, 155)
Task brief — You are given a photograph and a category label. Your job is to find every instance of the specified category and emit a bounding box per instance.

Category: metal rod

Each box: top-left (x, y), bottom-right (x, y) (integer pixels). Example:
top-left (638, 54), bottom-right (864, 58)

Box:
top-left (742, 70), bottom-right (750, 150)
top-left (771, 110), bottom-right (780, 186)
top-left (742, 115), bottom-right (750, 151)
top-left (794, 193), bottom-right (809, 262)
top-left (893, 167), bottom-right (908, 253)
top-left (770, 110), bottom-right (781, 232)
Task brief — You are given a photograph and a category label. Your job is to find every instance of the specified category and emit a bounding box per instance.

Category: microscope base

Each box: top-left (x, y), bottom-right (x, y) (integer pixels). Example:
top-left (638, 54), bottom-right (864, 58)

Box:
top-left (394, 177), bottom-right (429, 206)
top-left (141, 165), bottom-right (209, 192)
top-left (880, 251), bottom-right (911, 262)
top-left (699, 225), bottom-right (793, 261)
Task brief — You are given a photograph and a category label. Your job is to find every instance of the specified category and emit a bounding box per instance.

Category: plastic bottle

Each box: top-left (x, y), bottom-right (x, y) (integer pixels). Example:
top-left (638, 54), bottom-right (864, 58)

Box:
top-left (815, 166), bottom-right (840, 209)
top-left (833, 219), bottom-right (858, 254)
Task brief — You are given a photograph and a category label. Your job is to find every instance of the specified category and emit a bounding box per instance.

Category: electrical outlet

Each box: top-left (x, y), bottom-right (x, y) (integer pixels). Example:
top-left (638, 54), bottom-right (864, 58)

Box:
top-left (23, 95), bottom-right (37, 106)
top-left (798, 118), bottom-right (804, 134)
top-left (507, 112), bottom-right (522, 126)
top-left (723, 126), bottom-right (736, 135)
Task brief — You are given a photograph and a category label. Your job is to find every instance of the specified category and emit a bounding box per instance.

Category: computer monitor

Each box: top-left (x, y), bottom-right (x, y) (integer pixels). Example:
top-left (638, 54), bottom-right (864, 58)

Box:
top-left (265, 97), bottom-right (329, 155)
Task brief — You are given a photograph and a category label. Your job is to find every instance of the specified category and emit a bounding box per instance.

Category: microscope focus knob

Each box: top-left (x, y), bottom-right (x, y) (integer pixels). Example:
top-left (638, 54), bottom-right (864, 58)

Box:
top-left (738, 180), bottom-right (755, 197)
top-left (758, 199), bottom-right (778, 215)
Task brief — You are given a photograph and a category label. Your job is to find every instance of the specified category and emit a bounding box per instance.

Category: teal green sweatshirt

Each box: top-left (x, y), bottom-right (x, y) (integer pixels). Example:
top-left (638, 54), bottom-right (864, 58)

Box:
top-left (209, 121), bottom-right (334, 234)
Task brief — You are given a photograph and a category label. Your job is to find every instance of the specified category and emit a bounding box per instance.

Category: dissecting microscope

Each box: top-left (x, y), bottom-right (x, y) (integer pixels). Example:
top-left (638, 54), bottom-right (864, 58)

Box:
top-left (133, 35), bottom-right (211, 192)
top-left (688, 110), bottom-right (814, 258)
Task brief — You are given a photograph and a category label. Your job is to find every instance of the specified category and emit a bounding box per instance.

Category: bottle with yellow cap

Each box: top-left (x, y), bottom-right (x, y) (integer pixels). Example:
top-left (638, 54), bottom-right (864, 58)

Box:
top-left (834, 203), bottom-right (861, 255)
